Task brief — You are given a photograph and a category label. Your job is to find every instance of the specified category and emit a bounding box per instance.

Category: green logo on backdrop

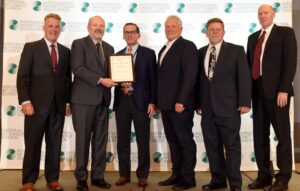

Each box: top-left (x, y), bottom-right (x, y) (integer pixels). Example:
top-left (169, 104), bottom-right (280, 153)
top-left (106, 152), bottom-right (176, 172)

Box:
top-left (153, 112), bottom-right (160, 119)
top-left (250, 152), bottom-right (256, 162)
top-left (249, 23), bottom-right (257, 33)
top-left (224, 3), bottom-right (233, 13)
top-left (7, 149), bottom-right (16, 160)
top-left (106, 22), bottom-right (114, 33)
top-left (9, 20), bottom-right (18, 30)
top-left (81, 2), bottom-right (90, 12)
top-left (8, 63), bottom-right (18, 74)
top-left (273, 136), bottom-right (278, 142)
top-left (61, 21), bottom-right (66, 32)
top-left (176, 3), bottom-right (185, 13)
top-left (130, 132), bottom-right (136, 143)
top-left (201, 23), bottom-right (207, 33)
top-left (129, 3), bottom-right (138, 13)
top-left (6, 105), bottom-right (16, 116)
top-left (153, 152), bottom-right (162, 163)
top-left (153, 23), bottom-right (162, 33)
top-left (33, 1), bottom-right (42, 11)
top-left (106, 152), bottom-right (114, 163)
top-left (201, 152), bottom-right (209, 163)
top-left (273, 2), bottom-right (281, 13)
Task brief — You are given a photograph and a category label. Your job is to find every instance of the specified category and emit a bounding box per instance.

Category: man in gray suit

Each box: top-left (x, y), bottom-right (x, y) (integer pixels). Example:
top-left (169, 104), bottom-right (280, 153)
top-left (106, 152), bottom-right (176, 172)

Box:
top-left (70, 15), bottom-right (117, 191)
top-left (197, 18), bottom-right (251, 191)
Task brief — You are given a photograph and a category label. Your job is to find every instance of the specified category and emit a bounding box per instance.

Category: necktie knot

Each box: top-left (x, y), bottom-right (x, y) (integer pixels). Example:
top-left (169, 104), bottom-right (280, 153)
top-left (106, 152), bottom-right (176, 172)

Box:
top-left (128, 47), bottom-right (133, 54)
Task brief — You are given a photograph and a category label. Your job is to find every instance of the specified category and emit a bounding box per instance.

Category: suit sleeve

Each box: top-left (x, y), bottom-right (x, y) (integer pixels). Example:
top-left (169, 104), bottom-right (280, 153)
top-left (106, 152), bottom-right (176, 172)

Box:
top-left (17, 43), bottom-right (33, 104)
top-left (237, 46), bottom-right (252, 107)
top-left (148, 50), bottom-right (157, 105)
top-left (70, 40), bottom-right (101, 86)
top-left (65, 48), bottom-right (72, 103)
top-left (279, 28), bottom-right (297, 93)
top-left (178, 41), bottom-right (198, 105)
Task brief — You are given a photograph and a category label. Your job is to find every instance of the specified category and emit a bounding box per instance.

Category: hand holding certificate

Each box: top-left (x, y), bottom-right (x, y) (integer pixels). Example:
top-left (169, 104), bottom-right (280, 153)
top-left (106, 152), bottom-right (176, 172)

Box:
top-left (109, 54), bottom-right (134, 82)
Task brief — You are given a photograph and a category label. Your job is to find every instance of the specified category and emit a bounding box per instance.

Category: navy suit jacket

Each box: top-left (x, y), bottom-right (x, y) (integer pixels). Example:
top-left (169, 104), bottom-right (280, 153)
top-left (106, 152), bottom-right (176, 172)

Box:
top-left (17, 38), bottom-right (71, 115)
top-left (113, 45), bottom-right (157, 112)
top-left (157, 37), bottom-right (198, 110)
top-left (198, 41), bottom-right (251, 117)
top-left (247, 24), bottom-right (297, 100)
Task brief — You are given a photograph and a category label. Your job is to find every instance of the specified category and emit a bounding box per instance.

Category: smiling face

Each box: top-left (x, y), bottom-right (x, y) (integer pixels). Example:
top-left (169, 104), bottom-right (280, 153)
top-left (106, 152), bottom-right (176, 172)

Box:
top-left (206, 21), bottom-right (225, 46)
top-left (88, 16), bottom-right (105, 41)
top-left (164, 16), bottom-right (182, 42)
top-left (123, 24), bottom-right (140, 46)
top-left (258, 5), bottom-right (275, 29)
top-left (43, 17), bottom-right (61, 43)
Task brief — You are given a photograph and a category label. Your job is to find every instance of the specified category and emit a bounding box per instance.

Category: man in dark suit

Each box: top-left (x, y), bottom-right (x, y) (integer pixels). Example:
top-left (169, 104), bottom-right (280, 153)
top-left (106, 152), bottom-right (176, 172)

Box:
top-left (113, 23), bottom-right (157, 188)
top-left (70, 16), bottom-right (117, 191)
top-left (197, 18), bottom-right (251, 191)
top-left (157, 15), bottom-right (198, 191)
top-left (17, 13), bottom-right (71, 191)
top-left (247, 5), bottom-right (297, 191)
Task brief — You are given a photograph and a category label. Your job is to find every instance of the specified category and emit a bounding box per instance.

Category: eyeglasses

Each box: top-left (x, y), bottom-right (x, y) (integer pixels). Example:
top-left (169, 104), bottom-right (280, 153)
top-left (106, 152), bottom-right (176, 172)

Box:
top-left (124, 31), bottom-right (138, 35)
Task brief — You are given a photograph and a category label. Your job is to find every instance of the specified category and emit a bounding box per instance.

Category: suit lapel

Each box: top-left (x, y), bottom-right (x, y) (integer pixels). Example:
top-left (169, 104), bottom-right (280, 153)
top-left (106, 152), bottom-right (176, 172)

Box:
top-left (160, 37), bottom-right (182, 67)
top-left (40, 39), bottom-right (53, 71)
top-left (263, 24), bottom-right (277, 56)
top-left (213, 41), bottom-right (227, 79)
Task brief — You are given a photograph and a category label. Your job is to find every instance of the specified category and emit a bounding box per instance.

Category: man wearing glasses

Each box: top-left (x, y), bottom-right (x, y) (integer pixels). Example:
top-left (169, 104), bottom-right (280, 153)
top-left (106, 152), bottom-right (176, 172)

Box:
top-left (113, 23), bottom-right (157, 188)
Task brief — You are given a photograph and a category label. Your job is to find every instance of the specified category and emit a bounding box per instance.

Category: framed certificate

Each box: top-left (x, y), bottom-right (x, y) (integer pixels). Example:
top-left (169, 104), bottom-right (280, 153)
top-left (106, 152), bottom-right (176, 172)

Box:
top-left (109, 54), bottom-right (135, 82)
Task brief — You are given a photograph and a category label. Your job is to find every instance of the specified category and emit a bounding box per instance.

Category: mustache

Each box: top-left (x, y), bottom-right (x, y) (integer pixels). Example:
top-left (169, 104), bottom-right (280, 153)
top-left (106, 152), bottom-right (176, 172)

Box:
top-left (95, 29), bottom-right (103, 33)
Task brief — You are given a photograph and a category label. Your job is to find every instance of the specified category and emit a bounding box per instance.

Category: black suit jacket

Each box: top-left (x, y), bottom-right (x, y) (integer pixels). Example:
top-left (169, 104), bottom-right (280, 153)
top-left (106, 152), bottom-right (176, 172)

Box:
top-left (247, 24), bottom-right (297, 99)
top-left (70, 36), bottom-right (114, 106)
top-left (198, 41), bottom-right (251, 117)
top-left (157, 37), bottom-right (198, 110)
top-left (17, 38), bottom-right (71, 115)
top-left (113, 45), bottom-right (157, 112)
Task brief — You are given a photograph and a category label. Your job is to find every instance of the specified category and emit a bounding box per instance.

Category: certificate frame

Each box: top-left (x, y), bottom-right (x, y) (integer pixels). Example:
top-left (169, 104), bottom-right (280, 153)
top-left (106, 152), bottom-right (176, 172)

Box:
top-left (108, 54), bottom-right (135, 83)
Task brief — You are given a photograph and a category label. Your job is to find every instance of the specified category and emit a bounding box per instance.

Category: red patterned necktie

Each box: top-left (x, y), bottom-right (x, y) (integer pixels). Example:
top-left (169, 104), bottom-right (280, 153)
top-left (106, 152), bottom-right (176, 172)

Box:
top-left (252, 31), bottom-right (266, 80)
top-left (50, 44), bottom-right (57, 72)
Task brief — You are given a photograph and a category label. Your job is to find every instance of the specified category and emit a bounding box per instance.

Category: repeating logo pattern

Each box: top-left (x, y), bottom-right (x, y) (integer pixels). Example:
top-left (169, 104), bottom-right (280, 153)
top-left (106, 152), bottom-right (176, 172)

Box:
top-left (6, 105), bottom-right (16, 116)
top-left (176, 3), bottom-right (185, 13)
top-left (6, 149), bottom-right (16, 160)
top-left (153, 23), bottom-right (162, 33)
top-left (153, 151), bottom-right (162, 163)
top-left (81, 2), bottom-right (90, 12)
top-left (9, 20), bottom-right (18, 30)
top-left (224, 2), bottom-right (233, 13)
top-left (8, 63), bottom-right (18, 74)
top-left (129, 3), bottom-right (138, 13)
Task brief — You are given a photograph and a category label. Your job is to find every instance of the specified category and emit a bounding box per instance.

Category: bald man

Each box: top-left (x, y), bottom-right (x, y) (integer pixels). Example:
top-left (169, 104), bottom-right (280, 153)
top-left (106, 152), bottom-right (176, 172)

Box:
top-left (247, 5), bottom-right (297, 191)
top-left (71, 15), bottom-right (117, 191)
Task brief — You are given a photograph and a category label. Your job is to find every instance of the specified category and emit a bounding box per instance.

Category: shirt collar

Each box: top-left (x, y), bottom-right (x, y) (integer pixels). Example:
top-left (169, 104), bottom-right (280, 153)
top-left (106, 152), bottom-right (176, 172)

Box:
top-left (209, 40), bottom-right (223, 51)
top-left (127, 44), bottom-right (139, 54)
top-left (44, 37), bottom-right (57, 47)
top-left (262, 23), bottom-right (274, 35)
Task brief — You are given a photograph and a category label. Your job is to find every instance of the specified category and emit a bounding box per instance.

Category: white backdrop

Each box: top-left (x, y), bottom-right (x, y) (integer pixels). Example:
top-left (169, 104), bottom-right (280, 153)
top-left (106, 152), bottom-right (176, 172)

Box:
top-left (1, 0), bottom-right (294, 171)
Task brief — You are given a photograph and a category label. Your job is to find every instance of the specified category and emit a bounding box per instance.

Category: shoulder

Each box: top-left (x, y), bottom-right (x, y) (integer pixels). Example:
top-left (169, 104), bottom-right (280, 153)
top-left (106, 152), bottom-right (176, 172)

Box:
top-left (102, 41), bottom-right (114, 49)
top-left (58, 43), bottom-right (70, 52)
top-left (138, 45), bottom-right (155, 54)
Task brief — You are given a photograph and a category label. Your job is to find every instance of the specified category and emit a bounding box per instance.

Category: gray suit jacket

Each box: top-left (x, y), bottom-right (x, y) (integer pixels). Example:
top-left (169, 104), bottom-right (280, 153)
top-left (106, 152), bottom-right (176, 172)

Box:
top-left (198, 41), bottom-right (252, 117)
top-left (70, 35), bottom-right (114, 106)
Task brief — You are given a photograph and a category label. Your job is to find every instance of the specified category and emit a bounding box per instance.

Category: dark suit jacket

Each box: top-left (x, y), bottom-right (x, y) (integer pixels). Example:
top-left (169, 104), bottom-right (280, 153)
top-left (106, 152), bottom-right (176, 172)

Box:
top-left (70, 35), bottom-right (114, 106)
top-left (247, 24), bottom-right (297, 100)
top-left (157, 36), bottom-right (198, 110)
top-left (17, 38), bottom-right (71, 115)
top-left (198, 41), bottom-right (251, 117)
top-left (113, 45), bottom-right (157, 112)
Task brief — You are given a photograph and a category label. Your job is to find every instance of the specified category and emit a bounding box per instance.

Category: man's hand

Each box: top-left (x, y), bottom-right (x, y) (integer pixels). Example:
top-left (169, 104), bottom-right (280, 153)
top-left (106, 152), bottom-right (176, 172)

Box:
top-left (175, 103), bottom-right (185, 113)
top-left (147, 104), bottom-right (156, 118)
top-left (65, 105), bottom-right (71, 116)
top-left (22, 103), bottom-right (34, 116)
top-left (277, 92), bottom-right (288, 108)
top-left (238, 106), bottom-right (250, 114)
top-left (99, 78), bottom-right (117, 88)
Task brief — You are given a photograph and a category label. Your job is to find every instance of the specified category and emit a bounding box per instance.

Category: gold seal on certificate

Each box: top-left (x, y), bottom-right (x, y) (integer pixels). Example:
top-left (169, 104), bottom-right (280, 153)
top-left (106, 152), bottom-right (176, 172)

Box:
top-left (109, 54), bottom-right (134, 82)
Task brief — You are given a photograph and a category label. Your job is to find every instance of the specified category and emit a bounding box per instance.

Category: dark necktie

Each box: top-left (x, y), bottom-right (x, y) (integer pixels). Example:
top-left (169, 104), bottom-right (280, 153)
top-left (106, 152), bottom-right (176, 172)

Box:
top-left (208, 46), bottom-right (216, 80)
top-left (50, 44), bottom-right (57, 72)
top-left (96, 42), bottom-right (105, 65)
top-left (252, 31), bottom-right (266, 80)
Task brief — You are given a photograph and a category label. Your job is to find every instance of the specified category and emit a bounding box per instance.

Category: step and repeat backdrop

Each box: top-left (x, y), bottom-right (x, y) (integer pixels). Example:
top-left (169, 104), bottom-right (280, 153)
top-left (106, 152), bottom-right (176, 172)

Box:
top-left (1, 0), bottom-right (294, 171)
